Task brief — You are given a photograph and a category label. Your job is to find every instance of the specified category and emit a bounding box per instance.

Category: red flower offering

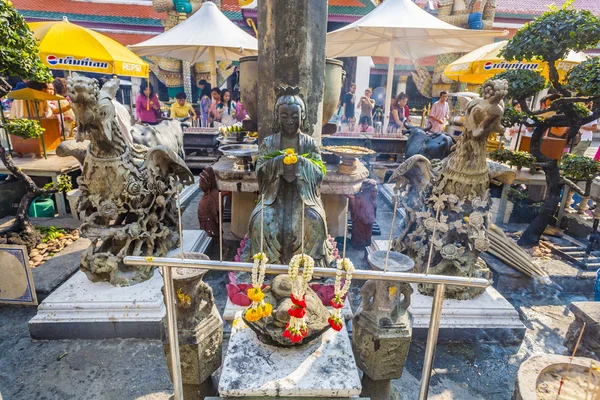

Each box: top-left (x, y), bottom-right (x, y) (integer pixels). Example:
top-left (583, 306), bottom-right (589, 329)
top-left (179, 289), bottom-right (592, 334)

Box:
top-left (290, 294), bottom-right (307, 308)
top-left (288, 305), bottom-right (306, 318)
top-left (328, 316), bottom-right (343, 331)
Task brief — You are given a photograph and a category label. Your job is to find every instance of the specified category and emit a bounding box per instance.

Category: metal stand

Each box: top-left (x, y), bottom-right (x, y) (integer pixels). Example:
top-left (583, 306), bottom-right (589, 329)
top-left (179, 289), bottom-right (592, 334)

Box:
top-left (124, 256), bottom-right (489, 400)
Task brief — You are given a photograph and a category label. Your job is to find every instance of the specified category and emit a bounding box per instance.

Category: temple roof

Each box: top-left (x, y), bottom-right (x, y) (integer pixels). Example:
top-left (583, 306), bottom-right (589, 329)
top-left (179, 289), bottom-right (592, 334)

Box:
top-left (13, 0), bottom-right (600, 65)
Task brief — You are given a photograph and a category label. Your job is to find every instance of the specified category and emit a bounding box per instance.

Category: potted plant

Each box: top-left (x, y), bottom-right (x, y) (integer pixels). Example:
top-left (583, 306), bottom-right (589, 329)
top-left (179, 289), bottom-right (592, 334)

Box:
top-left (0, 1), bottom-right (70, 249)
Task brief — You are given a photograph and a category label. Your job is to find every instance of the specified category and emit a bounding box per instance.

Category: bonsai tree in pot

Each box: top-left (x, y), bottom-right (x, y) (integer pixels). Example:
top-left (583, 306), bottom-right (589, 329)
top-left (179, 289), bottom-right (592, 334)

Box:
top-left (0, 0), bottom-right (70, 249)
top-left (491, 1), bottom-right (600, 246)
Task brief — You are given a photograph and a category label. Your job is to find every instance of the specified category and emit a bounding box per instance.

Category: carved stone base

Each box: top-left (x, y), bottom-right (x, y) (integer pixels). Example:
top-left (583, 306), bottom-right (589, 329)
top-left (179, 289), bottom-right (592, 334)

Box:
top-left (352, 312), bottom-right (412, 381)
top-left (28, 230), bottom-right (210, 340)
top-left (218, 314), bottom-right (361, 397)
top-left (163, 304), bottom-right (222, 400)
top-left (360, 375), bottom-right (399, 400)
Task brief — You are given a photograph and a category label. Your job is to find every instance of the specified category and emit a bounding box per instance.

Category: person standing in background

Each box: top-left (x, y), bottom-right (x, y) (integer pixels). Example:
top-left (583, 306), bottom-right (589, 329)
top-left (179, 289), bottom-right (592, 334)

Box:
top-left (208, 88), bottom-right (221, 127)
top-left (47, 78), bottom-right (75, 138)
top-left (359, 88), bottom-right (375, 127)
top-left (198, 81), bottom-right (212, 127)
top-left (136, 81), bottom-right (160, 125)
top-left (428, 91), bottom-right (449, 133)
top-left (216, 89), bottom-right (236, 125)
top-left (574, 101), bottom-right (597, 156)
top-left (170, 92), bottom-right (196, 120)
top-left (389, 93), bottom-right (410, 133)
top-left (341, 83), bottom-right (356, 123)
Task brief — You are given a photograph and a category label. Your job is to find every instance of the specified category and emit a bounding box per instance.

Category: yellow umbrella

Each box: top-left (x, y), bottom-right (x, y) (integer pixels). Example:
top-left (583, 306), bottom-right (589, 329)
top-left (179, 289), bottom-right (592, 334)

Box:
top-left (443, 40), bottom-right (588, 84)
top-left (28, 17), bottom-right (149, 78)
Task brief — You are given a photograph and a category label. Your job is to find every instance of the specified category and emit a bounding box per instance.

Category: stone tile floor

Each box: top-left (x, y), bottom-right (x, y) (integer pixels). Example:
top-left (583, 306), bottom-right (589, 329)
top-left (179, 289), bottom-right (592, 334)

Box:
top-left (0, 193), bottom-right (595, 400)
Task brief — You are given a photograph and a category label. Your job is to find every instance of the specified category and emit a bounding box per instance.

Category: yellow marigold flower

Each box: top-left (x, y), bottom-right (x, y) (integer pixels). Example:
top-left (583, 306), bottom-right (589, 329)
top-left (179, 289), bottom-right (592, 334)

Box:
top-left (176, 288), bottom-right (192, 308)
top-left (245, 307), bottom-right (261, 322)
top-left (261, 302), bottom-right (273, 317)
top-left (247, 287), bottom-right (265, 302)
top-left (285, 148), bottom-right (295, 155)
top-left (290, 155), bottom-right (298, 164)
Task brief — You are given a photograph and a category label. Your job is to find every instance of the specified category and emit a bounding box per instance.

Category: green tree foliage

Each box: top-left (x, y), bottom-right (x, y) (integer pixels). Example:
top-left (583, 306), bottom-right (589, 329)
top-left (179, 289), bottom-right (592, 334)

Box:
top-left (488, 2), bottom-right (600, 246)
top-left (501, 1), bottom-right (600, 65)
top-left (491, 70), bottom-right (547, 103)
top-left (0, 0), bottom-right (52, 82)
top-left (566, 58), bottom-right (600, 97)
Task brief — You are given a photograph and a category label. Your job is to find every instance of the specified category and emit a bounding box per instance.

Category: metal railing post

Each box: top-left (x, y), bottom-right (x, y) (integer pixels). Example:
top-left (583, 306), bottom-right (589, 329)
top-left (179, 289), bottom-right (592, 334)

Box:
top-left (162, 266), bottom-right (183, 400)
top-left (418, 283), bottom-right (446, 400)
top-left (123, 256), bottom-right (487, 400)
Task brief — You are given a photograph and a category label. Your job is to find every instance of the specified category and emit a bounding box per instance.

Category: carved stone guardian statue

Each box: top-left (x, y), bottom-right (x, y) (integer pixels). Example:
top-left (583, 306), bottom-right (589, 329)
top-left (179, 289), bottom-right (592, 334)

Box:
top-left (390, 79), bottom-right (508, 300)
top-left (59, 76), bottom-right (194, 285)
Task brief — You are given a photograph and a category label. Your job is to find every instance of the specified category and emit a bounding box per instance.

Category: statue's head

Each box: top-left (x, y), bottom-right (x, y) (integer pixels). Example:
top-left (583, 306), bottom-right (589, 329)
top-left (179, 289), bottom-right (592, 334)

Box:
top-left (274, 86), bottom-right (306, 136)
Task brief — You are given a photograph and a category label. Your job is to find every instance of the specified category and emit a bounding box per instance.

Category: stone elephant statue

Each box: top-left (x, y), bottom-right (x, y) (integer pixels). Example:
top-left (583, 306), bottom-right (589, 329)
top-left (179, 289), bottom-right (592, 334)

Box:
top-left (403, 121), bottom-right (455, 161)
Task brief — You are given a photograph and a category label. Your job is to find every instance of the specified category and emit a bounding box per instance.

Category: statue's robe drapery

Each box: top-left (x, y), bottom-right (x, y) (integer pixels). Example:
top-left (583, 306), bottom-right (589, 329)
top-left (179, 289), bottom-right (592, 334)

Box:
top-left (245, 132), bottom-right (332, 267)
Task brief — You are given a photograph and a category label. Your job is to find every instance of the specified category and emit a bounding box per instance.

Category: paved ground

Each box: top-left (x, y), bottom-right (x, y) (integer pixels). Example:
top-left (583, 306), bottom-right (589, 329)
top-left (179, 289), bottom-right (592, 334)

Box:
top-left (0, 193), bottom-right (595, 400)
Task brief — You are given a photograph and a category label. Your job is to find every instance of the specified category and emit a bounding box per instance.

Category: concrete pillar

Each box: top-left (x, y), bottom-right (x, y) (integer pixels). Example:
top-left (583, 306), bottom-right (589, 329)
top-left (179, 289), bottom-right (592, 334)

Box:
top-left (257, 0), bottom-right (328, 143)
top-left (355, 57), bottom-right (373, 103)
top-left (396, 75), bottom-right (408, 96)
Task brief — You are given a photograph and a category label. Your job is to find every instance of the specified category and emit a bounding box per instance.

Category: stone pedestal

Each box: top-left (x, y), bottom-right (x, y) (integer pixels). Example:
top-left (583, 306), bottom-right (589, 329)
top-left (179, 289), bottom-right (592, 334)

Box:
top-left (366, 240), bottom-right (525, 343)
top-left (164, 303), bottom-right (222, 399)
top-left (218, 314), bottom-right (361, 397)
top-left (28, 230), bottom-right (211, 340)
top-left (213, 157), bottom-right (368, 238)
top-left (257, 0), bottom-right (327, 142)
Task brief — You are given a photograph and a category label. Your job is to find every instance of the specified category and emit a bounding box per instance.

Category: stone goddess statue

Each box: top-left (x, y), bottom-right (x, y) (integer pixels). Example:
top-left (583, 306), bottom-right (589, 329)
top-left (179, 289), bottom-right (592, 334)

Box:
top-left (245, 87), bottom-right (333, 268)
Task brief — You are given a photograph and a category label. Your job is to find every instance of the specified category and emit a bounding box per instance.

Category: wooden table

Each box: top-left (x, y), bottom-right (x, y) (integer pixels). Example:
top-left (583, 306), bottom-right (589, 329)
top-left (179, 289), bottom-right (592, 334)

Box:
top-left (496, 167), bottom-right (547, 225)
top-left (0, 155), bottom-right (80, 217)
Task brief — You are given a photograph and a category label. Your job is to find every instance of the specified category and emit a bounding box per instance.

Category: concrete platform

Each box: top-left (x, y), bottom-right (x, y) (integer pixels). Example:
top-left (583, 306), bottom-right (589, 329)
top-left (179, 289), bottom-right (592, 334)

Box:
top-left (28, 230), bottom-right (211, 340)
top-left (218, 314), bottom-right (361, 398)
top-left (367, 240), bottom-right (525, 344)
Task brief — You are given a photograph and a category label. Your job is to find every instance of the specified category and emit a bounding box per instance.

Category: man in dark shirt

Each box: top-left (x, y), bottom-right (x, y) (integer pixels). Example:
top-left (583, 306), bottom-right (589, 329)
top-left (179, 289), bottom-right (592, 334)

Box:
top-left (342, 83), bottom-right (356, 122)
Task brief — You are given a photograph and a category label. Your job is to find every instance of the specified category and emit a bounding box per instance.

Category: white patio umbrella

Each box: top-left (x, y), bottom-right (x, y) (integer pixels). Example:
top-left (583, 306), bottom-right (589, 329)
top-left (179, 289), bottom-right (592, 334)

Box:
top-left (129, 1), bottom-right (258, 87)
top-left (326, 0), bottom-right (507, 131)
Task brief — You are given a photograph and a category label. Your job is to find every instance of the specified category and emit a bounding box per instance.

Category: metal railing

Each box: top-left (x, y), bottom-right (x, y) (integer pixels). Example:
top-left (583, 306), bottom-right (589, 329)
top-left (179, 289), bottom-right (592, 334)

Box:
top-left (124, 256), bottom-right (490, 400)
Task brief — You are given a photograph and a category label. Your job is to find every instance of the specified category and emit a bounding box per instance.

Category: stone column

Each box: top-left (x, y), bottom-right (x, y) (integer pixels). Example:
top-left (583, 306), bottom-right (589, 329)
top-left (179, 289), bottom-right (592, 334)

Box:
top-left (163, 254), bottom-right (223, 400)
top-left (396, 75), bottom-right (408, 95)
top-left (257, 0), bottom-right (328, 143)
top-left (352, 279), bottom-right (413, 400)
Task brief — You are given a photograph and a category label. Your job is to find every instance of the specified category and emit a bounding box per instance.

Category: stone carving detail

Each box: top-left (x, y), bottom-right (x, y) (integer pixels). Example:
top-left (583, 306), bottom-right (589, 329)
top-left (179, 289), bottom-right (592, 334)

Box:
top-left (243, 274), bottom-right (331, 347)
top-left (390, 79), bottom-right (508, 299)
top-left (352, 250), bottom-right (414, 397)
top-left (61, 76), bottom-right (193, 285)
top-left (197, 166), bottom-right (220, 237)
top-left (243, 86), bottom-right (334, 268)
top-left (350, 179), bottom-right (378, 249)
top-left (163, 253), bottom-right (223, 399)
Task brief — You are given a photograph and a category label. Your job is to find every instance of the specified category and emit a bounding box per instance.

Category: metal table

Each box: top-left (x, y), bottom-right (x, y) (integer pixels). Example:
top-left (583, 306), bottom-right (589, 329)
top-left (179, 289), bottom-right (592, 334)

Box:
top-left (0, 154), bottom-right (80, 217)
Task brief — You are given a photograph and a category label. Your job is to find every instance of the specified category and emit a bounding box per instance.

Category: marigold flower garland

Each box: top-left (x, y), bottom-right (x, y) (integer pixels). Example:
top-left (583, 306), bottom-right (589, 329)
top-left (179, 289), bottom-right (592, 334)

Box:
top-left (244, 252), bottom-right (272, 322)
top-left (284, 253), bottom-right (315, 343)
top-left (328, 258), bottom-right (354, 331)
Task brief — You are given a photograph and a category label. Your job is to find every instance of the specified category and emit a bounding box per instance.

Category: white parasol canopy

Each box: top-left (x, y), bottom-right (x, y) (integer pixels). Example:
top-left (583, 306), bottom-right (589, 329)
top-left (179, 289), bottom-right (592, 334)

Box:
top-left (129, 1), bottom-right (258, 87)
top-left (326, 0), bottom-right (506, 131)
